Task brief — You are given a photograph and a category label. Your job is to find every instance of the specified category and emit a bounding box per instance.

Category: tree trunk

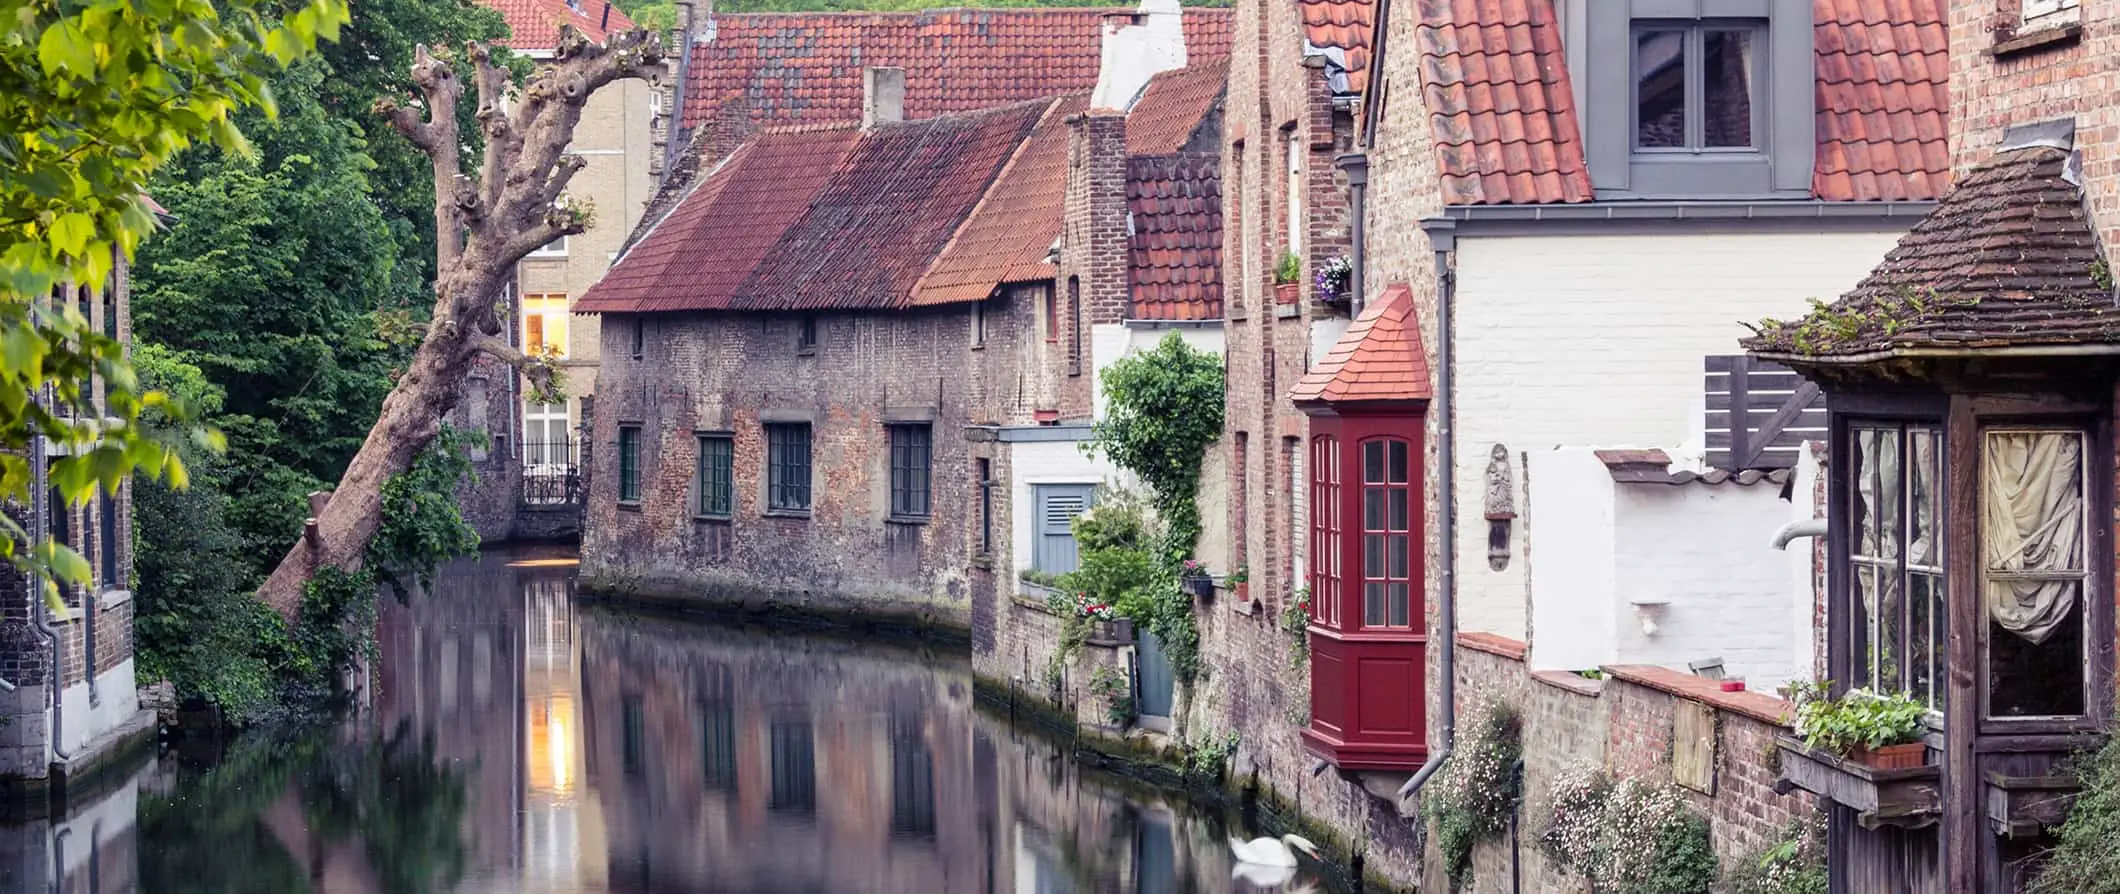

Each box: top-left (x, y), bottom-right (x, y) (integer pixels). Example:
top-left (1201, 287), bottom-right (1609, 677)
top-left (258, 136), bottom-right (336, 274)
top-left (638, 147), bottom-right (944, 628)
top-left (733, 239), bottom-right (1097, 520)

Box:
top-left (255, 29), bottom-right (665, 621)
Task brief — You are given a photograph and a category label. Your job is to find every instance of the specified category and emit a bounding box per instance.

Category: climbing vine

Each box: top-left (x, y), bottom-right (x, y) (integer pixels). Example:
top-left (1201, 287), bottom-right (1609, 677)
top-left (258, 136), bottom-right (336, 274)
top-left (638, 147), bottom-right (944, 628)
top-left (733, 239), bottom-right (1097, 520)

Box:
top-left (1421, 699), bottom-right (1524, 889)
top-left (1084, 332), bottom-right (1224, 684)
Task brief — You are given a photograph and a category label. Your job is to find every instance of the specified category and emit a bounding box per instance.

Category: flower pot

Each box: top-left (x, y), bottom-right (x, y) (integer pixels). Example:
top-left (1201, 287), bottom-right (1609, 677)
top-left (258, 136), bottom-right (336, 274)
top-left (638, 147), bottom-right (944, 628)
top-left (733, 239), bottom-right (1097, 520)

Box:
top-left (1851, 742), bottom-right (1927, 770)
top-left (1274, 282), bottom-right (1302, 306)
top-left (1183, 574), bottom-right (1215, 599)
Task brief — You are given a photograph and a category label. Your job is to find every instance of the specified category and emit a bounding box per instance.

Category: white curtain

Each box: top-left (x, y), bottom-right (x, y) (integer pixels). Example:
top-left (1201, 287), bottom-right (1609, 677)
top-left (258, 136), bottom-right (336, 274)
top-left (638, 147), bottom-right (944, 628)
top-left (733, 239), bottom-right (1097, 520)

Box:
top-left (1982, 431), bottom-right (2084, 645)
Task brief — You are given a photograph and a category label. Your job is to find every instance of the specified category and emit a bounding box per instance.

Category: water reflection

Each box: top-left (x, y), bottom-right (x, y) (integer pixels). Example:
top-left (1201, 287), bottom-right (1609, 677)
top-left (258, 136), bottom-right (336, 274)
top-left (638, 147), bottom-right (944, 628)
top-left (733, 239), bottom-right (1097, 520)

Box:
top-left (36, 550), bottom-right (1340, 892)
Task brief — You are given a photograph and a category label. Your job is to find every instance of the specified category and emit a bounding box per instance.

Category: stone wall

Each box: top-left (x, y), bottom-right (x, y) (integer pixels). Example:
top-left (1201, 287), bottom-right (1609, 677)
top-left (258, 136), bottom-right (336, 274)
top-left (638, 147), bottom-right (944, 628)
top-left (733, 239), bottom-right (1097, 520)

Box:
top-left (1450, 633), bottom-right (1816, 893)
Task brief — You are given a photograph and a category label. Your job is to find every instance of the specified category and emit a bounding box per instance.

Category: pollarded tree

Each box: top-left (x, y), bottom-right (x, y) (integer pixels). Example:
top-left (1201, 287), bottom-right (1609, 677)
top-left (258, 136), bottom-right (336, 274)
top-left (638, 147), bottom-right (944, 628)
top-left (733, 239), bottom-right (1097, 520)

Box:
top-left (253, 28), bottom-right (667, 617)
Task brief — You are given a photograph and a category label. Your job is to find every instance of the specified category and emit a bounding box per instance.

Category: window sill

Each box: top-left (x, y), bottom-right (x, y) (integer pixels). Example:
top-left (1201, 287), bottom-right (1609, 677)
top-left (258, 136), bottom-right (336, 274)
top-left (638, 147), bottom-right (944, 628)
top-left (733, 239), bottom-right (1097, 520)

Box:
top-left (693, 514), bottom-right (732, 523)
top-left (616, 501), bottom-right (642, 512)
top-left (763, 509), bottom-right (811, 520)
top-left (886, 515), bottom-right (930, 526)
top-left (1987, 21), bottom-right (2082, 59)
top-left (796, 349), bottom-right (816, 358)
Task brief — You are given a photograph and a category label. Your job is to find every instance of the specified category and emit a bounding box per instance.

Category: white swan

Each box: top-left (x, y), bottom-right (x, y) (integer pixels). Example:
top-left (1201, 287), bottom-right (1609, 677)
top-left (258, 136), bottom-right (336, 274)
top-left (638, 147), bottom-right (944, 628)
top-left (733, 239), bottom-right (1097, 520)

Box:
top-left (1232, 861), bottom-right (1297, 888)
top-left (1229, 833), bottom-right (1321, 867)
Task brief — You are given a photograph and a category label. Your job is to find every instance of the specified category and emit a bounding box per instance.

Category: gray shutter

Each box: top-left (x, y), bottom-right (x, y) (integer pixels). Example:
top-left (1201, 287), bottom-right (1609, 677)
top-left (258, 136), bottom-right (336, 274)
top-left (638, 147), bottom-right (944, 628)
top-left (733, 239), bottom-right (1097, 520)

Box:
top-left (1706, 355), bottom-right (1826, 470)
top-left (1033, 485), bottom-right (1094, 574)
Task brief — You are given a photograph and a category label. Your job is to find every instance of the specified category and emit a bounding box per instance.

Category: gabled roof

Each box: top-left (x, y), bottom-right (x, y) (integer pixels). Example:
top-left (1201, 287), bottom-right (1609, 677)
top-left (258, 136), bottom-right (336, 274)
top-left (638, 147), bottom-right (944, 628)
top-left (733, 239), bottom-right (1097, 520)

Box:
top-left (1413, 0), bottom-right (1948, 205)
top-left (485, 0), bottom-right (636, 51)
top-left (1291, 283), bottom-right (1431, 404)
top-left (578, 101), bottom-right (1050, 315)
top-left (1744, 145), bottom-right (2111, 363)
top-left (1127, 153), bottom-right (1223, 321)
top-left (1125, 61), bottom-right (1229, 154)
top-left (913, 96), bottom-right (1088, 307)
top-left (1300, 0), bottom-right (1374, 92)
top-left (681, 8), bottom-right (1234, 129)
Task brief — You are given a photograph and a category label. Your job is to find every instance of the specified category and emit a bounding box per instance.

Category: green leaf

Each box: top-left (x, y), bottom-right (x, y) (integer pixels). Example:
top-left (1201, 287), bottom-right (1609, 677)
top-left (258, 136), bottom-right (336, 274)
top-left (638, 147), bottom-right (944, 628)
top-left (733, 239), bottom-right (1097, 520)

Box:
top-left (50, 213), bottom-right (94, 257)
top-left (37, 20), bottom-right (95, 76)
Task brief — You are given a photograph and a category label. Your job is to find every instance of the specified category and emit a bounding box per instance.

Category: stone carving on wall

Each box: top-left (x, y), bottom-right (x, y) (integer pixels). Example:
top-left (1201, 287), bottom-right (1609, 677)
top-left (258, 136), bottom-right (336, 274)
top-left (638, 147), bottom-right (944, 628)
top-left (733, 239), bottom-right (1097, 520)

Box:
top-left (1485, 443), bottom-right (1514, 571)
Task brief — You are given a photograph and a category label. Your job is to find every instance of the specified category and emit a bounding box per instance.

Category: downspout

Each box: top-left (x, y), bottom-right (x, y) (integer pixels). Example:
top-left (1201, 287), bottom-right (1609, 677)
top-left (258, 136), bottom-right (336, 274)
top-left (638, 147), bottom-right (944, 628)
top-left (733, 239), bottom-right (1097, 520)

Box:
top-left (1398, 219), bottom-right (1457, 802)
top-left (28, 389), bottom-right (71, 762)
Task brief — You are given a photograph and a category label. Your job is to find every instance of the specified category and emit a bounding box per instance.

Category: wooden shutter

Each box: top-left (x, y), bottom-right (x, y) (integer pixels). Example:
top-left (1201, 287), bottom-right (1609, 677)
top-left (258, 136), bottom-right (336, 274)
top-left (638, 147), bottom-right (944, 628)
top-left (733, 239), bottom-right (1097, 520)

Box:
top-left (1033, 485), bottom-right (1094, 573)
top-left (1705, 355), bottom-right (1826, 470)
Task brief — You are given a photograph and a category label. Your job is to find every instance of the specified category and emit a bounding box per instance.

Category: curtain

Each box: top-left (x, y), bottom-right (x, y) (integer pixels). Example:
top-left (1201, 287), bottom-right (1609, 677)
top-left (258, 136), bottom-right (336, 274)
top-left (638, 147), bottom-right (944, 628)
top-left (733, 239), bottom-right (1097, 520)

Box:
top-left (1982, 431), bottom-right (2084, 644)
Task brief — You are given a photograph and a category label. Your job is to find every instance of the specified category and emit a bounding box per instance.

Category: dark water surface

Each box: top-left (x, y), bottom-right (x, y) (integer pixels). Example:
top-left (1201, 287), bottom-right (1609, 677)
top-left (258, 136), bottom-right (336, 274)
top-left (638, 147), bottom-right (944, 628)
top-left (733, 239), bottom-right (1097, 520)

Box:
top-left (19, 549), bottom-right (1344, 893)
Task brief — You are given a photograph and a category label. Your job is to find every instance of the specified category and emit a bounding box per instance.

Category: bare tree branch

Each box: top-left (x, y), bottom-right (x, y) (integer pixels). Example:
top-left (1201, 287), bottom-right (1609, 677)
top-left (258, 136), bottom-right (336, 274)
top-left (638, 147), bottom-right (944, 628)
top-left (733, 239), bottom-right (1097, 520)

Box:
top-left (476, 336), bottom-right (557, 400)
top-left (494, 215), bottom-right (579, 269)
top-left (469, 42), bottom-right (517, 208)
top-left (374, 99), bottom-right (438, 152)
top-left (407, 44), bottom-right (465, 274)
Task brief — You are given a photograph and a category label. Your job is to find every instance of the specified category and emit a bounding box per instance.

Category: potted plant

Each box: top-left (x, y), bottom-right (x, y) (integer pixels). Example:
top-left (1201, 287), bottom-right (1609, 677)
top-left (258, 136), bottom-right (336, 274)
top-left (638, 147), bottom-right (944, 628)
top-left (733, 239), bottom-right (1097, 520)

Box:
top-left (1314, 254), bottom-right (1351, 305)
top-left (1069, 590), bottom-right (1132, 643)
top-left (1792, 683), bottom-right (1928, 769)
top-left (1228, 564), bottom-right (1250, 604)
top-left (1180, 559), bottom-right (1214, 599)
top-left (1273, 252), bottom-right (1302, 305)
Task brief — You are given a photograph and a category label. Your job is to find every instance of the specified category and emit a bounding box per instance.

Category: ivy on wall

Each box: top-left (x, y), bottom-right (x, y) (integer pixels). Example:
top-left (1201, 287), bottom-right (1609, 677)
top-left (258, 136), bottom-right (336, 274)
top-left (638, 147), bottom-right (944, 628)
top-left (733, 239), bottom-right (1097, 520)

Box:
top-left (1083, 332), bottom-right (1224, 684)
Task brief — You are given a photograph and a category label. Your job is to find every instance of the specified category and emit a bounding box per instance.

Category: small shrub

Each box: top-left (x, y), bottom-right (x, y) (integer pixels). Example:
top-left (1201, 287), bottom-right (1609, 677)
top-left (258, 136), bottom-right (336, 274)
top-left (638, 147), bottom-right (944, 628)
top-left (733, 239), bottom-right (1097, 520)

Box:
top-left (1421, 699), bottom-right (1524, 889)
top-left (1087, 663), bottom-right (1134, 727)
top-left (2028, 733), bottom-right (2120, 894)
top-left (1274, 251), bottom-right (1301, 284)
top-left (1725, 813), bottom-right (1827, 894)
top-left (1789, 681), bottom-right (1925, 755)
top-left (1184, 731), bottom-right (1239, 781)
top-left (1538, 767), bottom-right (1718, 894)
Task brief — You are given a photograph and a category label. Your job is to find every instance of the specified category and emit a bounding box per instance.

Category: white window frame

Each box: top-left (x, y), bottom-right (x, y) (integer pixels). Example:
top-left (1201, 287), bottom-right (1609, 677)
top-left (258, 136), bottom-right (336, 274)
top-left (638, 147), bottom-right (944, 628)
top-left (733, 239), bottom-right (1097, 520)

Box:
top-left (2020, 0), bottom-right (2079, 26)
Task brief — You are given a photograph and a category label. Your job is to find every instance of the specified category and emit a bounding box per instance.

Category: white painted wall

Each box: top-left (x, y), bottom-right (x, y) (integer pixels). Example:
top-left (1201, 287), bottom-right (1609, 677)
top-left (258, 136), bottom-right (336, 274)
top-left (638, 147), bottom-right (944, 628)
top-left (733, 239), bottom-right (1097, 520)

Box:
top-left (1525, 446), bottom-right (1825, 688)
top-left (1452, 228), bottom-right (1904, 642)
top-left (1090, 0), bottom-right (1188, 111)
top-left (1090, 322), bottom-right (1224, 423)
top-left (1009, 439), bottom-right (1122, 577)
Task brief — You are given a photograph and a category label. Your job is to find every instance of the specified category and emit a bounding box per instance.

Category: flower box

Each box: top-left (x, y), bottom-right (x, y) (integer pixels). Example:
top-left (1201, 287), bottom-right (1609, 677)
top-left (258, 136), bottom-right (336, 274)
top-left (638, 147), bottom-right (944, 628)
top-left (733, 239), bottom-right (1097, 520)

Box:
top-left (1985, 771), bottom-right (2080, 838)
top-left (1850, 742), bottom-right (1926, 770)
top-left (1274, 282), bottom-right (1302, 306)
top-left (1773, 734), bottom-right (1940, 829)
top-left (1183, 574), bottom-right (1215, 599)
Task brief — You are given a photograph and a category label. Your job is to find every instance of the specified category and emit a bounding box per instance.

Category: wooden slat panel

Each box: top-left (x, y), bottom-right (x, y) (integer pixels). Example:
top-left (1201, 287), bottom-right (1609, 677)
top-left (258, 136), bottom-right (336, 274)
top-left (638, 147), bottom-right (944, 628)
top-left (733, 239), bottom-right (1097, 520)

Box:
top-left (1705, 355), bottom-right (1828, 470)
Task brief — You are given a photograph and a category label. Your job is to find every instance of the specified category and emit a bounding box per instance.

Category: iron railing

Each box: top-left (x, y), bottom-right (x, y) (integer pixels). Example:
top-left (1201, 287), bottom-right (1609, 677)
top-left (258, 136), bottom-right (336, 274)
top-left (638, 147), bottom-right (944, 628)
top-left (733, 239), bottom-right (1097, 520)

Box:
top-left (521, 437), bottom-right (581, 505)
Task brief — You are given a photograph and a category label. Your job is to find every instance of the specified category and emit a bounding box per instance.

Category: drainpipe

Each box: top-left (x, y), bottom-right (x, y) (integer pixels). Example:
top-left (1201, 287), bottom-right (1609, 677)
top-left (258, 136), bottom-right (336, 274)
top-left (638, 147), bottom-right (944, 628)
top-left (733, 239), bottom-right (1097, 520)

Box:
top-left (1398, 219), bottom-right (1458, 803)
top-left (28, 397), bottom-right (71, 762)
top-left (1772, 517), bottom-right (1827, 550)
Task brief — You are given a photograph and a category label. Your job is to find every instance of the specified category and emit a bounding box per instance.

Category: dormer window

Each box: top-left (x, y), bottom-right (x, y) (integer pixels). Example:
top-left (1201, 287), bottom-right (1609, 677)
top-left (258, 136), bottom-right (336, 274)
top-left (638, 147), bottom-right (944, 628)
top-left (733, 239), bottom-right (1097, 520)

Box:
top-left (1578, 0), bottom-right (1813, 200)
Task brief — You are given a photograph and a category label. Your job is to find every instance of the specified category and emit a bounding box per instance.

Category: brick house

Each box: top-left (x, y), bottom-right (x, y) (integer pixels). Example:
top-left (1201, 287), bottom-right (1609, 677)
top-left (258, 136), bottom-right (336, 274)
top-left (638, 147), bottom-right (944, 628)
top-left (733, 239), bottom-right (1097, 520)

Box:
top-left (574, 4), bottom-right (1228, 635)
top-left (0, 248), bottom-right (155, 795)
top-left (1743, 0), bottom-right (2120, 888)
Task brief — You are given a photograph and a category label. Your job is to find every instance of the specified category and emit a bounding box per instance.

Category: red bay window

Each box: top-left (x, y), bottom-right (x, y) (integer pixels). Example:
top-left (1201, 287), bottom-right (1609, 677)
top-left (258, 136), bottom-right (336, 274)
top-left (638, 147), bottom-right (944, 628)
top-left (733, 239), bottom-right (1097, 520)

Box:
top-left (1290, 284), bottom-right (1431, 772)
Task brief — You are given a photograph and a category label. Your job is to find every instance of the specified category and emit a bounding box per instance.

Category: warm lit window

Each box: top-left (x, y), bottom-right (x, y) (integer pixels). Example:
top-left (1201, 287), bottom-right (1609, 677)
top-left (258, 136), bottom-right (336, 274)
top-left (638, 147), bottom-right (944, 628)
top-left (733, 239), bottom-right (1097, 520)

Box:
top-left (1982, 428), bottom-right (2089, 720)
top-left (696, 435), bottom-right (733, 517)
top-left (766, 422), bottom-right (812, 513)
top-left (522, 293), bottom-right (569, 357)
top-left (888, 424), bottom-right (932, 520)
top-left (1846, 421), bottom-right (1945, 713)
top-left (617, 425), bottom-right (641, 504)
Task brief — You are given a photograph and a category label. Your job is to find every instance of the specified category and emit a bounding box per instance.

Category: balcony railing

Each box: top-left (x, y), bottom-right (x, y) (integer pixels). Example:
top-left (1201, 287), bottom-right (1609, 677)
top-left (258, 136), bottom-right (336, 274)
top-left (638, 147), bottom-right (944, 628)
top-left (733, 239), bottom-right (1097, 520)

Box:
top-left (522, 438), bottom-right (581, 506)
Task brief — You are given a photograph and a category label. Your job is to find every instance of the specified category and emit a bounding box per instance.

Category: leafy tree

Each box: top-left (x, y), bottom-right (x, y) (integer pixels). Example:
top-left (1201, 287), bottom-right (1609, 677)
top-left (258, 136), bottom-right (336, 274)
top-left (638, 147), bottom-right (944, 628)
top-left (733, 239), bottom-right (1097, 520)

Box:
top-left (0, 0), bottom-right (345, 604)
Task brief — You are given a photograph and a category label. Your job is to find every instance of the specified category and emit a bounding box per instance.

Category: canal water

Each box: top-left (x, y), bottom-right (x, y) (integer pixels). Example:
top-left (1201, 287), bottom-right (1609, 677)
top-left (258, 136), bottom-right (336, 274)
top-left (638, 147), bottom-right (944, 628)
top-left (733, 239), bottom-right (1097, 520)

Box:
top-left (10, 548), bottom-right (1345, 893)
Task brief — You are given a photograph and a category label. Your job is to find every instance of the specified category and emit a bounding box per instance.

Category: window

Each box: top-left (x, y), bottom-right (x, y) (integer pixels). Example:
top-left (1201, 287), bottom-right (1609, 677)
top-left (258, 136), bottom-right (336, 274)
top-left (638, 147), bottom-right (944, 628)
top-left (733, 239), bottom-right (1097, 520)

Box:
top-left (766, 422), bottom-right (812, 513)
top-left (890, 713), bottom-right (936, 838)
top-left (48, 487), bottom-right (69, 552)
top-left (889, 424), bottom-right (932, 519)
top-left (976, 459), bottom-right (994, 557)
top-left (629, 318), bottom-right (645, 361)
top-left (797, 317), bottom-right (818, 355)
top-left (1309, 436), bottom-right (1342, 628)
top-left (621, 693), bottom-right (645, 777)
top-left (617, 425), bottom-right (642, 503)
top-left (1066, 277), bottom-right (1081, 376)
top-left (522, 293), bottom-right (568, 357)
top-left (1633, 25), bottom-right (1759, 151)
top-left (971, 301), bottom-right (987, 348)
top-left (1044, 285), bottom-right (1059, 343)
top-left (1285, 127), bottom-right (1303, 252)
top-left (97, 491), bottom-right (118, 589)
top-left (1982, 428), bottom-right (2088, 719)
top-left (1032, 485), bottom-right (1094, 573)
top-left (696, 435), bottom-right (733, 517)
top-left (1359, 439), bottom-right (1413, 628)
top-left (1846, 422), bottom-right (1945, 713)
top-left (2020, 0), bottom-right (2079, 26)
top-left (531, 233), bottom-right (568, 257)
top-left (769, 716), bottom-right (816, 815)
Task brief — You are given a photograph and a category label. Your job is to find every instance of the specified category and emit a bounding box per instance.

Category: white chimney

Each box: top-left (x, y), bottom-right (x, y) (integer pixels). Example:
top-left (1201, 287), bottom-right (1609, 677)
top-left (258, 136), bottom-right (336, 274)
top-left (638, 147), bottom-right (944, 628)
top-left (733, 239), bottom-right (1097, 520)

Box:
top-left (863, 66), bottom-right (905, 128)
top-left (1089, 0), bottom-right (1187, 111)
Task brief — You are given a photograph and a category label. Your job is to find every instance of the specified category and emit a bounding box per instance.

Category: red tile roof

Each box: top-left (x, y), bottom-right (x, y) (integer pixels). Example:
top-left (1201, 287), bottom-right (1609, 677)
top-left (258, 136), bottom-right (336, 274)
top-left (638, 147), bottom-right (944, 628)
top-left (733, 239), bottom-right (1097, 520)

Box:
top-left (1290, 283), bottom-right (1431, 403)
top-left (681, 8), bottom-right (1233, 129)
top-left (1300, 0), bottom-right (1374, 92)
top-left (912, 96), bottom-right (1086, 307)
top-left (1413, 0), bottom-right (1948, 205)
top-left (1127, 152), bottom-right (1223, 321)
top-left (484, 0), bottom-right (636, 51)
top-left (1126, 61), bottom-right (1228, 154)
top-left (1813, 0), bottom-right (1951, 202)
top-left (578, 101), bottom-right (1049, 314)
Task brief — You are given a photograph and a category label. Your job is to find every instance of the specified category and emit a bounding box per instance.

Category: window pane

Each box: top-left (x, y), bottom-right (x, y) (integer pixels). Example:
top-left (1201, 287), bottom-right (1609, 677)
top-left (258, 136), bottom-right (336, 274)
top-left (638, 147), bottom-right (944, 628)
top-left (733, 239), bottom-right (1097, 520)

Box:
top-left (1364, 488), bottom-right (1385, 531)
top-left (1389, 489), bottom-right (1409, 532)
top-left (1982, 429), bottom-right (2087, 718)
top-left (1855, 563), bottom-right (1878, 690)
top-left (1876, 566), bottom-right (1903, 692)
top-left (1388, 582), bottom-right (1410, 627)
top-left (1635, 29), bottom-right (1687, 149)
top-left (1363, 441), bottom-right (1385, 484)
top-left (1388, 440), bottom-right (1408, 484)
top-left (1364, 582), bottom-right (1385, 627)
top-left (1389, 534), bottom-right (1408, 579)
top-left (1702, 30), bottom-right (1756, 147)
top-left (1908, 571), bottom-right (1933, 710)
top-left (1364, 534), bottom-right (1384, 579)
top-left (1910, 429), bottom-right (1940, 568)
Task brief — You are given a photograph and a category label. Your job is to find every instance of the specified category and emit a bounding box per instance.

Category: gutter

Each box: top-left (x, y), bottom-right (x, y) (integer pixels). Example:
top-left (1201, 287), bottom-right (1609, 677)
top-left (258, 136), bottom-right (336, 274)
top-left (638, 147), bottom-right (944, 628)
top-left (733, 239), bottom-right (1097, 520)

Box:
top-left (27, 393), bottom-right (71, 762)
top-left (1399, 218), bottom-right (1458, 803)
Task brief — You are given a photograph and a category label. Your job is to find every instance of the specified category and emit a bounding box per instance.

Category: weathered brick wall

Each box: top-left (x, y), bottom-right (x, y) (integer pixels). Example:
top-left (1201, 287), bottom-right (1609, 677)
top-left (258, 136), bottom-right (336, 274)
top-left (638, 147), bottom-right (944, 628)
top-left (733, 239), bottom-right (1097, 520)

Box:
top-left (453, 354), bottom-right (522, 543)
top-left (1452, 635), bottom-right (1816, 894)
top-left (582, 294), bottom-right (1036, 629)
top-left (1948, 2), bottom-right (2120, 249)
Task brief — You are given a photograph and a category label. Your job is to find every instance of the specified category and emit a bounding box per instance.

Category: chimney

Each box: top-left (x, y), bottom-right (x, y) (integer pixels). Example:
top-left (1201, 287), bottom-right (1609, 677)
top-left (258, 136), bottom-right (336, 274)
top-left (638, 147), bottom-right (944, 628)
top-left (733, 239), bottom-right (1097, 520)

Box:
top-left (1089, 0), bottom-right (1186, 111)
top-left (863, 67), bottom-right (905, 128)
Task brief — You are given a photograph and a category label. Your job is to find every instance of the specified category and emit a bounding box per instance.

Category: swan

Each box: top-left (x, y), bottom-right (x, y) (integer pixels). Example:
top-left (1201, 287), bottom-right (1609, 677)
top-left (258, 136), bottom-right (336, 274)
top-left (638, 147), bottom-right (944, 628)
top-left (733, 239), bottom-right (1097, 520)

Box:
top-left (1232, 861), bottom-right (1297, 888)
top-left (1229, 833), bottom-right (1321, 867)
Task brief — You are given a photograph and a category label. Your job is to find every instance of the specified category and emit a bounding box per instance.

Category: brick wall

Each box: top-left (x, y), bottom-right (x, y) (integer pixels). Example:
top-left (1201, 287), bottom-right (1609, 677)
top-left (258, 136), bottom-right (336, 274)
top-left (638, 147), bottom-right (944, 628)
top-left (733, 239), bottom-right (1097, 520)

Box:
top-left (1059, 111), bottom-right (1130, 420)
top-left (581, 294), bottom-right (1037, 630)
top-left (454, 353), bottom-right (523, 543)
top-left (1451, 634), bottom-right (1815, 893)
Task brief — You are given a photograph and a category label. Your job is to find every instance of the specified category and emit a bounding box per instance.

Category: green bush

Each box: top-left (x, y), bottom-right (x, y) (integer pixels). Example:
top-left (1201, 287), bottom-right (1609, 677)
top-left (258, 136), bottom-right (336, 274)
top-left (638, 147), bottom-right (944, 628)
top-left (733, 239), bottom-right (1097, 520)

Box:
top-left (2029, 733), bottom-right (2120, 894)
top-left (1539, 768), bottom-right (1718, 894)
top-left (1725, 813), bottom-right (1827, 894)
